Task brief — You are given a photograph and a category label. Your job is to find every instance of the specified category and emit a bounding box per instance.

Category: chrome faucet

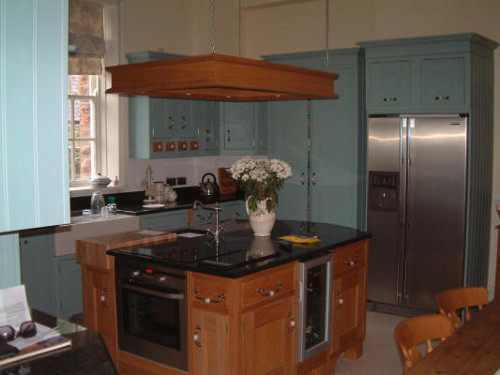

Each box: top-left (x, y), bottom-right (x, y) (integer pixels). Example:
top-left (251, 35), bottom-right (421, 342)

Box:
top-left (193, 200), bottom-right (223, 245)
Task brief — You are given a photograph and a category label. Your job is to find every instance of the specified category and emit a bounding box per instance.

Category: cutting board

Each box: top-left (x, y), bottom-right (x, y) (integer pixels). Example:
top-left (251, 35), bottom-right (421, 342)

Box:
top-left (218, 167), bottom-right (237, 195)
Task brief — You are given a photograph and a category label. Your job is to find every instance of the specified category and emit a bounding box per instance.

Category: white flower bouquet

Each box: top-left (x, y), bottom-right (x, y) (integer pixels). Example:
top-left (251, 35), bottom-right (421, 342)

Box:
top-left (230, 158), bottom-right (292, 214)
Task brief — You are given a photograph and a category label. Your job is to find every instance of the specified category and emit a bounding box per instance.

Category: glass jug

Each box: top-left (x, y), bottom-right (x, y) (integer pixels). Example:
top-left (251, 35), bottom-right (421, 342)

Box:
top-left (90, 191), bottom-right (106, 217)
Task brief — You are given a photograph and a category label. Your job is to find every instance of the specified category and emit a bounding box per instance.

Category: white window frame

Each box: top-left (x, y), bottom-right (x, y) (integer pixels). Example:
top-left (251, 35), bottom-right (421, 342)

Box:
top-left (68, 75), bottom-right (101, 187)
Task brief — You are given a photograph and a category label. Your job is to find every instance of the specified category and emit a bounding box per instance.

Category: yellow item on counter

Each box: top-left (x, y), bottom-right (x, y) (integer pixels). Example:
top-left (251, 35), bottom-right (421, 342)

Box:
top-left (278, 235), bottom-right (320, 244)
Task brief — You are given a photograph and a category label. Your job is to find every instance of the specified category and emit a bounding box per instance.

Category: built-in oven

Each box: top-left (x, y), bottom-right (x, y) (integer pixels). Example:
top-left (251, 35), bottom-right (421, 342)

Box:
top-left (297, 253), bottom-right (333, 362)
top-left (115, 257), bottom-right (188, 371)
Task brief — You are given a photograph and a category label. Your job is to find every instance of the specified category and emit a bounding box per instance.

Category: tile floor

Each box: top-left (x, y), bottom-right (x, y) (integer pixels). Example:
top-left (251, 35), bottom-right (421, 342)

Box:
top-left (335, 311), bottom-right (408, 375)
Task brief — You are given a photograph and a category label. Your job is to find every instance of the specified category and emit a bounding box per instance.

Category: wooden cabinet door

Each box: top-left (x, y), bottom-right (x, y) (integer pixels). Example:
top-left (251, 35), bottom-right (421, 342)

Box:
top-left (419, 57), bottom-right (465, 108)
top-left (331, 267), bottom-right (366, 358)
top-left (366, 60), bottom-right (411, 110)
top-left (190, 307), bottom-right (230, 375)
top-left (81, 267), bottom-right (117, 363)
top-left (268, 100), bottom-right (308, 221)
top-left (242, 296), bottom-right (296, 375)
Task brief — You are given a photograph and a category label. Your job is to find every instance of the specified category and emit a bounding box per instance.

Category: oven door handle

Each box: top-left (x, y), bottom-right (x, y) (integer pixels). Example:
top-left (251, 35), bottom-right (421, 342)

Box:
top-left (122, 283), bottom-right (184, 300)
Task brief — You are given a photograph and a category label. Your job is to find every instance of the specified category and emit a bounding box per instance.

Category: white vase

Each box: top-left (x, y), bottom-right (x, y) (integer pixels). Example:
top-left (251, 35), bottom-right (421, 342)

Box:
top-left (246, 198), bottom-right (276, 236)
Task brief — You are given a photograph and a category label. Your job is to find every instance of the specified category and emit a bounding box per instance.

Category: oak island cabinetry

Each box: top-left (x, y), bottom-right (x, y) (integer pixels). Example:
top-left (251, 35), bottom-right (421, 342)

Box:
top-left (76, 222), bottom-right (370, 375)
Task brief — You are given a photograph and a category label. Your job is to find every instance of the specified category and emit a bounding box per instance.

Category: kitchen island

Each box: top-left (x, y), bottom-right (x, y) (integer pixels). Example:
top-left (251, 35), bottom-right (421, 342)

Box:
top-left (76, 220), bottom-right (370, 375)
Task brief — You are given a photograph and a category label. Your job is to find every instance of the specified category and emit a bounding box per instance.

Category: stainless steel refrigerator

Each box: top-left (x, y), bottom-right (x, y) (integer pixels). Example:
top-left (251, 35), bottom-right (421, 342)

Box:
top-left (367, 114), bottom-right (467, 313)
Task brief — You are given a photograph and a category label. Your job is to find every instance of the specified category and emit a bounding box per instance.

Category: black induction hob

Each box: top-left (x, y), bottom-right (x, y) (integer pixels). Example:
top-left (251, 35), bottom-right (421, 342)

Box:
top-left (108, 230), bottom-right (282, 269)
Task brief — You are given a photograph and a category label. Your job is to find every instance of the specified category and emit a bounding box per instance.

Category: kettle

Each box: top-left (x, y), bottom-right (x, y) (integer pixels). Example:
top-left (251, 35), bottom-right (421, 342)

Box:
top-left (200, 172), bottom-right (219, 198)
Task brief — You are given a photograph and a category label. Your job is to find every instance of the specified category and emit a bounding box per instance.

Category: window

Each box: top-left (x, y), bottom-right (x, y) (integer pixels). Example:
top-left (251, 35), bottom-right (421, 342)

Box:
top-left (68, 75), bottom-right (100, 185)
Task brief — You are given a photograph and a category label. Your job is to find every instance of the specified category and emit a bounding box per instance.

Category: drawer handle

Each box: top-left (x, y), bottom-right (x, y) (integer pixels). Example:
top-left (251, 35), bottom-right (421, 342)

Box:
top-left (342, 254), bottom-right (360, 267)
top-left (168, 116), bottom-right (174, 129)
top-left (194, 288), bottom-right (227, 304)
top-left (257, 281), bottom-right (283, 297)
top-left (193, 325), bottom-right (202, 347)
top-left (383, 97), bottom-right (397, 102)
top-left (205, 129), bottom-right (212, 142)
top-left (435, 95), bottom-right (450, 101)
top-left (287, 312), bottom-right (295, 333)
top-left (181, 116), bottom-right (188, 129)
top-left (227, 129), bottom-right (231, 142)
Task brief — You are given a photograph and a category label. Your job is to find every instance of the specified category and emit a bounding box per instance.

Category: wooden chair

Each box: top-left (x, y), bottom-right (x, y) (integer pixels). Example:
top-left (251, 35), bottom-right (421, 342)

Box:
top-left (435, 286), bottom-right (489, 328)
top-left (394, 314), bottom-right (455, 372)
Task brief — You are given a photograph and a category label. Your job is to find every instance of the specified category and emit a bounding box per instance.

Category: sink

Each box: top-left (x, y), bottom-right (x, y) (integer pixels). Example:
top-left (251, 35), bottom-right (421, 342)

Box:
top-left (54, 214), bottom-right (140, 256)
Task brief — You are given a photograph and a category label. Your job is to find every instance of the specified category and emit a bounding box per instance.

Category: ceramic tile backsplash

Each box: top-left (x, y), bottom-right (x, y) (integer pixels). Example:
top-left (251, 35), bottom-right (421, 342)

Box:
top-left (126, 155), bottom-right (267, 189)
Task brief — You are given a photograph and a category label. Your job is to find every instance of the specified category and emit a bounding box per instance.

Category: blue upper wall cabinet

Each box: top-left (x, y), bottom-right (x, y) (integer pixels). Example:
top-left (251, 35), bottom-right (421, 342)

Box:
top-left (264, 49), bottom-right (365, 229)
top-left (358, 33), bottom-right (496, 114)
top-left (0, 0), bottom-right (69, 232)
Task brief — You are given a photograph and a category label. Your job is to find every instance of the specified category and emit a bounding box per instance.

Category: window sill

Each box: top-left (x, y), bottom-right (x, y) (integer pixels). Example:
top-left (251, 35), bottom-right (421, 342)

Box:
top-left (70, 185), bottom-right (130, 197)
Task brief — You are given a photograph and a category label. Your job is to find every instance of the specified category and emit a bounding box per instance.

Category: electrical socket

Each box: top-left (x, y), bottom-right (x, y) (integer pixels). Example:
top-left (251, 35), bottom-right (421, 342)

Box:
top-left (177, 177), bottom-right (187, 185)
top-left (166, 177), bottom-right (176, 186)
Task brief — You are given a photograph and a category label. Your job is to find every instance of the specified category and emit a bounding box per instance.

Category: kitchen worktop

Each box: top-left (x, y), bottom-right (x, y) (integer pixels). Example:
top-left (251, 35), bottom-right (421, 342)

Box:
top-left (71, 188), bottom-right (242, 216)
top-left (106, 220), bottom-right (371, 278)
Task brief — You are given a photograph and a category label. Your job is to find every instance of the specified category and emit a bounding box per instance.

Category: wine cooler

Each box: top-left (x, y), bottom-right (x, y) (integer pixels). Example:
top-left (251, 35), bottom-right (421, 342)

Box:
top-left (297, 253), bottom-right (333, 362)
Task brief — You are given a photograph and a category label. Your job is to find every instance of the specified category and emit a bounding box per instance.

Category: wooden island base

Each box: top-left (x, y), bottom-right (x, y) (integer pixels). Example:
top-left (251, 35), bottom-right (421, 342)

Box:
top-left (76, 229), bottom-right (368, 375)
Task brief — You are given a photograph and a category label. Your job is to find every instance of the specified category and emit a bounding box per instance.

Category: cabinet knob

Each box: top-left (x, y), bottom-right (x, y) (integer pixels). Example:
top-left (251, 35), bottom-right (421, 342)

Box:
top-left (383, 97), bottom-right (397, 102)
top-left (342, 254), bottom-right (360, 267)
top-left (193, 325), bottom-right (202, 347)
top-left (336, 292), bottom-right (344, 310)
top-left (100, 288), bottom-right (109, 307)
top-left (286, 312), bottom-right (295, 333)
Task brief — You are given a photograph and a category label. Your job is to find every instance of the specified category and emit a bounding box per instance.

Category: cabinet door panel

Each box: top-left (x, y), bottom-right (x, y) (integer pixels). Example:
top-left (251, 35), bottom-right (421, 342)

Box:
top-left (243, 296), bottom-right (296, 375)
top-left (367, 60), bottom-right (411, 109)
top-left (419, 57), bottom-right (465, 107)
top-left (268, 101), bottom-right (308, 220)
top-left (0, 0), bottom-right (69, 231)
top-left (190, 308), bottom-right (230, 375)
top-left (139, 210), bottom-right (188, 230)
top-left (223, 103), bottom-right (255, 151)
top-left (311, 67), bottom-right (359, 227)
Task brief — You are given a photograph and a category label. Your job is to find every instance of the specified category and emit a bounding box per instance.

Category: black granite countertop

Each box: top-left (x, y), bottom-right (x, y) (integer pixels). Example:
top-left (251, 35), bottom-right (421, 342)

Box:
top-left (0, 311), bottom-right (117, 375)
top-left (107, 220), bottom-right (371, 278)
top-left (71, 188), bottom-right (242, 216)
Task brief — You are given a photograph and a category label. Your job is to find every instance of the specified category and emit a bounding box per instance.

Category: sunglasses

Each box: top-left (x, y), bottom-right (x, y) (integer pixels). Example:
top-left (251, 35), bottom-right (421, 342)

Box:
top-left (0, 321), bottom-right (37, 342)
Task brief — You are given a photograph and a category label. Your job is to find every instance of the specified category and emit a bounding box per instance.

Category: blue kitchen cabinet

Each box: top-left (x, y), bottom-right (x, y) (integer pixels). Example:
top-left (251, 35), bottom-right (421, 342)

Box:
top-left (265, 49), bottom-right (365, 228)
top-left (191, 207), bottom-right (216, 226)
top-left (221, 102), bottom-right (255, 153)
top-left (419, 57), bottom-right (466, 108)
top-left (55, 255), bottom-right (83, 319)
top-left (198, 101), bottom-right (220, 154)
top-left (139, 210), bottom-right (189, 231)
top-left (220, 201), bottom-right (246, 221)
top-left (0, 0), bottom-right (69, 233)
top-left (20, 230), bottom-right (82, 319)
top-left (358, 34), bottom-right (483, 114)
top-left (365, 59), bottom-right (411, 110)
top-left (267, 100), bottom-right (309, 221)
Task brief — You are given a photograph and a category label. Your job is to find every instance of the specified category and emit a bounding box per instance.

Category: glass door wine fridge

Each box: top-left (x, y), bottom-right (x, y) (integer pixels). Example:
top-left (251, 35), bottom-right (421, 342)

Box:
top-left (297, 253), bottom-right (333, 362)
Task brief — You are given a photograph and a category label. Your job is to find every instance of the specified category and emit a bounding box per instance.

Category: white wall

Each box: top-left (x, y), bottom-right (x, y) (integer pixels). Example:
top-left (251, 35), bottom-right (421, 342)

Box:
top-left (120, 0), bottom-right (500, 294)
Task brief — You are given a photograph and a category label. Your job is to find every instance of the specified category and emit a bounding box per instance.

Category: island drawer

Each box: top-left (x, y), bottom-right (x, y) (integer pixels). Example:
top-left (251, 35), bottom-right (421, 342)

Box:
top-left (332, 240), bottom-right (368, 275)
top-left (241, 263), bottom-right (296, 308)
top-left (189, 272), bottom-right (231, 310)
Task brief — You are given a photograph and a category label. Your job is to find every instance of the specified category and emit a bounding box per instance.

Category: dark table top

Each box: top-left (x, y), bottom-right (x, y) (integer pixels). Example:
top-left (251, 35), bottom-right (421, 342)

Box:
top-left (0, 311), bottom-right (117, 375)
top-left (108, 220), bottom-right (371, 278)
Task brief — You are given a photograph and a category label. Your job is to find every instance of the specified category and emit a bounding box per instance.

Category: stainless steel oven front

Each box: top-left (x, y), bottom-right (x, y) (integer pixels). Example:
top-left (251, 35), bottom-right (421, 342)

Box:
top-left (297, 253), bottom-right (333, 362)
top-left (115, 257), bottom-right (188, 371)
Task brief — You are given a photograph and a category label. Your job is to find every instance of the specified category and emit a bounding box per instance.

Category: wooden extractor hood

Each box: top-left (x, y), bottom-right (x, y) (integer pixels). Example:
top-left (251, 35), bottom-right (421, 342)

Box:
top-left (105, 53), bottom-right (339, 101)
